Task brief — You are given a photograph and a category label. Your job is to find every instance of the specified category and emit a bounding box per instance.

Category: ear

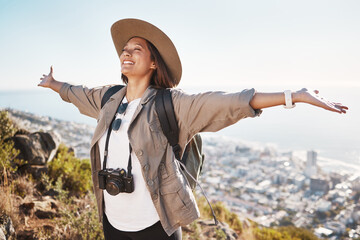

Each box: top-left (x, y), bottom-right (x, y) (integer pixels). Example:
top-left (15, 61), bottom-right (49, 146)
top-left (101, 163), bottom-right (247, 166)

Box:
top-left (150, 62), bottom-right (156, 70)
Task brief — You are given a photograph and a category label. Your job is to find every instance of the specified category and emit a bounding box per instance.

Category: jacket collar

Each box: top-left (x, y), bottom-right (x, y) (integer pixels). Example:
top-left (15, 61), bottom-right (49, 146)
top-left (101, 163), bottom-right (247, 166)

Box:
top-left (108, 85), bottom-right (157, 105)
top-left (91, 85), bottom-right (157, 148)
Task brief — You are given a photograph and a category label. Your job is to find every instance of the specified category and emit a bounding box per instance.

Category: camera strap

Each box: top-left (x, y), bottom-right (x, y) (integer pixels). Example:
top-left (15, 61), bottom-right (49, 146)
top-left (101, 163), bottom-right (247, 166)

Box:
top-left (102, 97), bottom-right (132, 178)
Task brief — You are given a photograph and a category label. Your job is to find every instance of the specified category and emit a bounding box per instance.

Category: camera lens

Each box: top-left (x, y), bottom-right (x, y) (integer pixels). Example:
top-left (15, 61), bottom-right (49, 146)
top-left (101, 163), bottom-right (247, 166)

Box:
top-left (106, 179), bottom-right (124, 196)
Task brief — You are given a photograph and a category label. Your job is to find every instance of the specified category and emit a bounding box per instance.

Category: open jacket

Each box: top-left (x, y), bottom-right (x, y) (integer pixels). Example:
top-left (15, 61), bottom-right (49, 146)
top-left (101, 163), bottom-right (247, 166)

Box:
top-left (59, 83), bottom-right (261, 236)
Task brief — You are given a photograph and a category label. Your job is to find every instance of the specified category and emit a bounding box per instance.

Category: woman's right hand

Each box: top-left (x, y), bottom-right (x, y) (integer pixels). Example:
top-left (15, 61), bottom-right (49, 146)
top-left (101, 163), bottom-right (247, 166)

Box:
top-left (38, 66), bottom-right (55, 88)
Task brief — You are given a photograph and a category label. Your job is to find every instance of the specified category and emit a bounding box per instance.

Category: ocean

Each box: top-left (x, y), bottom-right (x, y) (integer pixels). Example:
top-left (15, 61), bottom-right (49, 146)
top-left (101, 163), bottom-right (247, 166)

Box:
top-left (1, 85), bottom-right (359, 173)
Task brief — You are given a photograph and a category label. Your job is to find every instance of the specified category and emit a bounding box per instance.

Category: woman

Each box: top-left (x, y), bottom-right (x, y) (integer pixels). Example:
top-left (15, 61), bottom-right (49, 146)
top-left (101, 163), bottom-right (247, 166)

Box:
top-left (38, 18), bottom-right (348, 240)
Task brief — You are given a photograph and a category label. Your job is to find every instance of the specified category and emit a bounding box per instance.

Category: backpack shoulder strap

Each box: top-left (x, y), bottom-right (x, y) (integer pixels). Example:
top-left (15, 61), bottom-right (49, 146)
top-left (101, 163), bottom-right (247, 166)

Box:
top-left (155, 89), bottom-right (182, 160)
top-left (101, 85), bottom-right (125, 109)
top-left (155, 89), bottom-right (219, 226)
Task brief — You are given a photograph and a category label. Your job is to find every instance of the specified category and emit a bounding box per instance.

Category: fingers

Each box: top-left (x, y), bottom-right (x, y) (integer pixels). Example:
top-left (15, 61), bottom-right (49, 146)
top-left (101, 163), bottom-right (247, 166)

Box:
top-left (301, 87), bottom-right (348, 114)
top-left (339, 106), bottom-right (348, 114)
top-left (328, 105), bottom-right (343, 114)
top-left (320, 100), bottom-right (348, 114)
top-left (336, 104), bottom-right (349, 110)
top-left (337, 108), bottom-right (347, 114)
top-left (333, 104), bottom-right (348, 114)
top-left (38, 66), bottom-right (53, 88)
top-left (37, 79), bottom-right (45, 87)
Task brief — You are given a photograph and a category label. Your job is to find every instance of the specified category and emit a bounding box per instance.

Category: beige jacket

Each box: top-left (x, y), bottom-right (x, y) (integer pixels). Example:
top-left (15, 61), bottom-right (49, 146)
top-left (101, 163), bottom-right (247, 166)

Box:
top-left (59, 83), bottom-right (260, 236)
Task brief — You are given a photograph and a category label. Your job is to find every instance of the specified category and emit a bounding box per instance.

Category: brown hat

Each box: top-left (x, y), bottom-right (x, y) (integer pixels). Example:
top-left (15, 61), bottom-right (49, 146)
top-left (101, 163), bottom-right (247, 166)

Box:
top-left (111, 18), bottom-right (182, 85)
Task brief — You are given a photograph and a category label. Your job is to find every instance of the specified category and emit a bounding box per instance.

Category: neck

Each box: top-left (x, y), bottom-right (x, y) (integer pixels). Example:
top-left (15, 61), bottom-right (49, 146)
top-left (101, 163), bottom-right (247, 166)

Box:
top-left (126, 78), bottom-right (150, 102)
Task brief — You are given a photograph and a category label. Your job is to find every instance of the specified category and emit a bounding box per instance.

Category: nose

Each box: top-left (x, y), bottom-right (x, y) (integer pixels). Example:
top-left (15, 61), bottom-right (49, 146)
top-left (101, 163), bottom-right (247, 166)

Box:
top-left (122, 49), bottom-right (131, 57)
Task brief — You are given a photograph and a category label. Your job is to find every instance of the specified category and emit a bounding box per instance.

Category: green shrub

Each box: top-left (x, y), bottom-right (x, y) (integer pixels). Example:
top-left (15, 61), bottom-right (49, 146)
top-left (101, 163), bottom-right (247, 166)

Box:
top-left (278, 226), bottom-right (320, 240)
top-left (48, 144), bottom-right (92, 197)
top-left (215, 227), bottom-right (227, 240)
top-left (0, 111), bottom-right (20, 185)
top-left (252, 225), bottom-right (320, 240)
top-left (253, 227), bottom-right (291, 240)
top-left (0, 111), bottom-right (17, 141)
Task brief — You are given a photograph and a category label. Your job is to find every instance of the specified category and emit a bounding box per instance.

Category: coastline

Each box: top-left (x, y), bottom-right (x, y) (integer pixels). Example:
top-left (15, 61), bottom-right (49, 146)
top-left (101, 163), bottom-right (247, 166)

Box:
top-left (1, 86), bottom-right (359, 169)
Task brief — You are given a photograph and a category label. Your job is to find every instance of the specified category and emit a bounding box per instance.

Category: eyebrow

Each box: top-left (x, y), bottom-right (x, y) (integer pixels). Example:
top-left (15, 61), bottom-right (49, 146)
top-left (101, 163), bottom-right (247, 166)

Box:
top-left (134, 43), bottom-right (144, 48)
top-left (124, 42), bottom-right (144, 48)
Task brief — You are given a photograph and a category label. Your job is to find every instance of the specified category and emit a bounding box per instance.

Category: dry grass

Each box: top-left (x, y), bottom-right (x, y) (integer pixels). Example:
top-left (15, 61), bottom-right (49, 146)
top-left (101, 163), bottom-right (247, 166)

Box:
top-left (239, 227), bottom-right (256, 240)
top-left (196, 196), bottom-right (243, 234)
top-left (0, 185), bottom-right (11, 214)
top-left (12, 175), bottom-right (35, 199)
top-left (0, 184), bottom-right (21, 230)
top-left (0, 174), bottom-right (39, 233)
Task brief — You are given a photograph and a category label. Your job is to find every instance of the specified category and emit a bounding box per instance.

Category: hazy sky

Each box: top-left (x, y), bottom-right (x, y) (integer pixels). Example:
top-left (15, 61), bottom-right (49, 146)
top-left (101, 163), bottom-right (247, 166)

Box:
top-left (0, 0), bottom-right (359, 90)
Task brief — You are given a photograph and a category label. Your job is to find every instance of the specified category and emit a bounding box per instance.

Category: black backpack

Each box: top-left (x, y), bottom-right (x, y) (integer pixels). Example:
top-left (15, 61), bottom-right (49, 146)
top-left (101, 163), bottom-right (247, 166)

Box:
top-left (100, 85), bottom-right (204, 190)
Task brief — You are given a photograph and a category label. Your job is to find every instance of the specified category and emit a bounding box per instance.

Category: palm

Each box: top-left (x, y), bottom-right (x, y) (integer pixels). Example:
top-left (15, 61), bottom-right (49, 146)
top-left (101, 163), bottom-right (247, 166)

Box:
top-left (38, 66), bottom-right (54, 88)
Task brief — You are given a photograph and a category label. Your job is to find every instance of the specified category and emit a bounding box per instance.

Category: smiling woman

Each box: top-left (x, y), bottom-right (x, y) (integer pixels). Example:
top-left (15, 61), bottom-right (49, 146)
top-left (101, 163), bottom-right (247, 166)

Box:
top-left (37, 18), bottom-right (348, 240)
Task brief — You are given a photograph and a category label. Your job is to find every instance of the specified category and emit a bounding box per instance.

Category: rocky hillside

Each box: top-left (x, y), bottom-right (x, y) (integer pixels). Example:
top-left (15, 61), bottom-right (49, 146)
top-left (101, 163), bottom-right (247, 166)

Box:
top-left (6, 108), bottom-right (94, 159)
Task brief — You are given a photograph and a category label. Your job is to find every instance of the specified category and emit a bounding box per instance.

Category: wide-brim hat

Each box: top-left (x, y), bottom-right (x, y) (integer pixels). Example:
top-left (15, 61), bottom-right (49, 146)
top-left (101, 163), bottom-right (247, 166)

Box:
top-left (111, 18), bottom-right (182, 86)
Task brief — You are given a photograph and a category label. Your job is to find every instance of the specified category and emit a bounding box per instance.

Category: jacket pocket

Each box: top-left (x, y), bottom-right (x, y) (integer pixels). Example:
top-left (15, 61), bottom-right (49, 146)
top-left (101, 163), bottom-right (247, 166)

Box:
top-left (149, 121), bottom-right (168, 149)
top-left (159, 174), bottom-right (192, 226)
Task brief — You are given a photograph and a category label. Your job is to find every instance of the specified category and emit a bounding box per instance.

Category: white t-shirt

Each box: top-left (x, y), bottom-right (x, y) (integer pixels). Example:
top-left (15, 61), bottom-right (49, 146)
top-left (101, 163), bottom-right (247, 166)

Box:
top-left (98, 97), bottom-right (160, 231)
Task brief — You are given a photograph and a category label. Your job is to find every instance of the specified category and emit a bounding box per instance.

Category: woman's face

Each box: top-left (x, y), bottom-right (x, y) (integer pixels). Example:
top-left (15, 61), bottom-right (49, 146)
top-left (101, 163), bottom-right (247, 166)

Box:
top-left (120, 37), bottom-right (155, 81)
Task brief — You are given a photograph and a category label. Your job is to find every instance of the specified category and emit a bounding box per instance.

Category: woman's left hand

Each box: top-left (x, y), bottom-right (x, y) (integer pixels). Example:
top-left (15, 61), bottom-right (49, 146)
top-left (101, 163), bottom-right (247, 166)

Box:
top-left (294, 88), bottom-right (348, 114)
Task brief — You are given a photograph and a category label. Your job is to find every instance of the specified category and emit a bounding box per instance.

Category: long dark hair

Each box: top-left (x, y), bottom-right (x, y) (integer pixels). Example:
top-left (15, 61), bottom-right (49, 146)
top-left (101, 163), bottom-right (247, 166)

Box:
top-left (121, 39), bottom-right (176, 88)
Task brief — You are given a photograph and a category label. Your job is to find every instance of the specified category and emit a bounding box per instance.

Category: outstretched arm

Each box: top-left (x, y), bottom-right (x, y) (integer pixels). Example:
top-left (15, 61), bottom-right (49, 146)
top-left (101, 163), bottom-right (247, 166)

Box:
top-left (250, 88), bottom-right (348, 114)
top-left (37, 66), bottom-right (110, 119)
top-left (38, 66), bottom-right (64, 93)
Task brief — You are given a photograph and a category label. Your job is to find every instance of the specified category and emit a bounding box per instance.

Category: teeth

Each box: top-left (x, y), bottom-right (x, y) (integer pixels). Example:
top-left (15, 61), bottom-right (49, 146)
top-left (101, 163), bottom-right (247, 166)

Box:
top-left (123, 61), bottom-right (134, 65)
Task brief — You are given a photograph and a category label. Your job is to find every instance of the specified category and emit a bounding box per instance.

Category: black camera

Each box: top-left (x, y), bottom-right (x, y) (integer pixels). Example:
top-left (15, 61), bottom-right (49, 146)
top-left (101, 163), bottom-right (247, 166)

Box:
top-left (98, 168), bottom-right (134, 195)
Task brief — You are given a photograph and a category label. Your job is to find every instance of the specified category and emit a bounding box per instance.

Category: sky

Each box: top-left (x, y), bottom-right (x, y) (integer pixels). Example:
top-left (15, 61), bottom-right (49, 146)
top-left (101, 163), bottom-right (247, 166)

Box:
top-left (0, 0), bottom-right (359, 91)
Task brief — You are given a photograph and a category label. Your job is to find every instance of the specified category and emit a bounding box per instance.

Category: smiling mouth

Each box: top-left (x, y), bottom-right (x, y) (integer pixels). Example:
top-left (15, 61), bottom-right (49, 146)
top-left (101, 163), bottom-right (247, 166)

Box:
top-left (123, 60), bottom-right (134, 65)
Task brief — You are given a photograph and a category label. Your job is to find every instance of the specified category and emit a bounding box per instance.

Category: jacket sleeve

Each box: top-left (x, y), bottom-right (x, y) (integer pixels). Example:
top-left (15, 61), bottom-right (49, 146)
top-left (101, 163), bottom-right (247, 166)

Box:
top-left (59, 83), bottom-right (111, 119)
top-left (171, 88), bottom-right (262, 148)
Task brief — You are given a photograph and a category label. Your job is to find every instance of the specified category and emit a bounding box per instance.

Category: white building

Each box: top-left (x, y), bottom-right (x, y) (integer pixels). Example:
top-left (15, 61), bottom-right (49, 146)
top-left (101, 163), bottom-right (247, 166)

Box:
top-left (305, 150), bottom-right (317, 178)
top-left (316, 199), bottom-right (332, 212)
top-left (314, 227), bottom-right (333, 238)
top-left (325, 221), bottom-right (346, 235)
